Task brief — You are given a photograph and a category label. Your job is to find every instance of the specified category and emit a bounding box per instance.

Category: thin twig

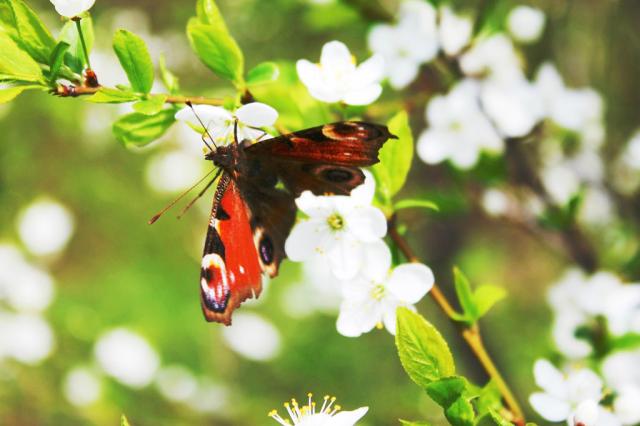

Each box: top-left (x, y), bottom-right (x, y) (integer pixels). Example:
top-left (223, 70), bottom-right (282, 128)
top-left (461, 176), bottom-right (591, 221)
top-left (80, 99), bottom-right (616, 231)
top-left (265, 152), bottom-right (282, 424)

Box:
top-left (388, 217), bottom-right (525, 425)
top-left (54, 85), bottom-right (225, 106)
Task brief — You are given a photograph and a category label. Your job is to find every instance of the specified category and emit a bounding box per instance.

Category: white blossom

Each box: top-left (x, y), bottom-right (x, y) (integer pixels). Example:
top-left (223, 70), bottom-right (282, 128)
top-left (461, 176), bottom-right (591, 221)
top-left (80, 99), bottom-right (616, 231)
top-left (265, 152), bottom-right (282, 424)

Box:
top-left (417, 79), bottom-right (502, 169)
top-left (459, 34), bottom-right (523, 83)
top-left (270, 393), bottom-right (368, 426)
top-left (0, 244), bottom-right (54, 312)
top-left (175, 102), bottom-right (278, 145)
top-left (155, 365), bottom-right (198, 403)
top-left (507, 6), bottom-right (546, 44)
top-left (438, 6), bottom-right (473, 56)
top-left (145, 150), bottom-right (206, 193)
top-left (63, 367), bottom-right (102, 407)
top-left (571, 399), bottom-right (599, 426)
top-left (49, 0), bottom-right (95, 18)
top-left (17, 198), bottom-right (75, 257)
top-left (0, 312), bottom-right (55, 364)
top-left (94, 328), bottom-right (160, 388)
top-left (529, 359), bottom-right (603, 423)
top-left (368, 1), bottom-right (438, 89)
top-left (221, 313), bottom-right (281, 361)
top-left (336, 242), bottom-right (433, 337)
top-left (285, 172), bottom-right (387, 280)
top-left (297, 41), bottom-right (384, 105)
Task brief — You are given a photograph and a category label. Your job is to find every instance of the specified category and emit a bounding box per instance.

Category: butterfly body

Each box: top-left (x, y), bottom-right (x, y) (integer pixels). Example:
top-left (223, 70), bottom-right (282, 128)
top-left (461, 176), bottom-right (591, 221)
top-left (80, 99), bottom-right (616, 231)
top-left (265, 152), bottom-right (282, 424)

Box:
top-left (199, 121), bottom-right (394, 325)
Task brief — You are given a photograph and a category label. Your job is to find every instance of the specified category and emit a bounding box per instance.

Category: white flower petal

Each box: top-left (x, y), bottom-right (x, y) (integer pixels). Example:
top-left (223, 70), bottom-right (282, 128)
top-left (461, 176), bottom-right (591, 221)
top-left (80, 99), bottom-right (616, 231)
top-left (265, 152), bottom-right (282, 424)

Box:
top-left (296, 60), bottom-right (323, 89)
top-left (387, 263), bottom-right (434, 304)
top-left (533, 359), bottom-right (567, 396)
top-left (328, 238), bottom-right (363, 280)
top-left (320, 41), bottom-right (355, 73)
top-left (235, 102), bottom-right (278, 127)
top-left (285, 220), bottom-right (326, 261)
top-left (353, 54), bottom-right (385, 87)
top-left (361, 240), bottom-right (392, 282)
top-left (342, 84), bottom-right (383, 106)
top-left (346, 206), bottom-right (387, 242)
top-left (350, 170), bottom-right (376, 204)
top-left (332, 406), bottom-right (369, 425)
top-left (50, 0), bottom-right (95, 17)
top-left (571, 399), bottom-right (599, 426)
top-left (439, 7), bottom-right (472, 56)
top-left (175, 105), bottom-right (231, 130)
top-left (529, 392), bottom-right (571, 422)
top-left (387, 58), bottom-right (420, 90)
top-left (507, 6), bottom-right (546, 44)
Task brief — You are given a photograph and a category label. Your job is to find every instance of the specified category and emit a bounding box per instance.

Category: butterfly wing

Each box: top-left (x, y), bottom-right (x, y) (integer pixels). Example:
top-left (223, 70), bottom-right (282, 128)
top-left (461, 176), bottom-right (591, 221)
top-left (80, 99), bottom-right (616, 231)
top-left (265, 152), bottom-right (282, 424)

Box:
top-left (244, 121), bottom-right (395, 196)
top-left (200, 173), bottom-right (263, 325)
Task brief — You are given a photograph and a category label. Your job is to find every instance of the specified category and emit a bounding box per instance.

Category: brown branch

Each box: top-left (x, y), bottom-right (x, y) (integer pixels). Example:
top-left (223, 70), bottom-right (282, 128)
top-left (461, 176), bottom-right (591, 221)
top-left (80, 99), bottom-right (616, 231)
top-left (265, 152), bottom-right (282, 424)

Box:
top-left (388, 216), bottom-right (525, 425)
top-left (54, 85), bottom-right (225, 106)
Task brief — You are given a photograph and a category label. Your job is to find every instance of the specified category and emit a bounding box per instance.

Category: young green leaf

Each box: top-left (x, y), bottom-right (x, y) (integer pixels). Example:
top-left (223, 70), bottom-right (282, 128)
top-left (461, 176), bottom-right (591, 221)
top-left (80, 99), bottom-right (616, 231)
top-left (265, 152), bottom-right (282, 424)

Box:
top-left (159, 54), bottom-right (179, 94)
top-left (246, 62), bottom-right (280, 86)
top-left (0, 0), bottom-right (56, 64)
top-left (85, 87), bottom-right (140, 103)
top-left (375, 111), bottom-right (413, 195)
top-left (0, 32), bottom-right (44, 82)
top-left (133, 95), bottom-right (168, 115)
top-left (394, 198), bottom-right (439, 212)
top-left (396, 307), bottom-right (455, 388)
top-left (58, 16), bottom-right (94, 74)
top-left (0, 85), bottom-right (42, 103)
top-left (113, 29), bottom-right (155, 94)
top-left (488, 410), bottom-right (513, 426)
top-left (474, 285), bottom-right (506, 318)
top-left (445, 398), bottom-right (475, 426)
top-left (112, 109), bottom-right (176, 147)
top-left (121, 415), bottom-right (131, 426)
top-left (187, 0), bottom-right (244, 87)
top-left (474, 380), bottom-right (503, 418)
top-left (425, 377), bottom-right (476, 426)
top-left (48, 41), bottom-right (70, 82)
top-left (454, 267), bottom-right (478, 323)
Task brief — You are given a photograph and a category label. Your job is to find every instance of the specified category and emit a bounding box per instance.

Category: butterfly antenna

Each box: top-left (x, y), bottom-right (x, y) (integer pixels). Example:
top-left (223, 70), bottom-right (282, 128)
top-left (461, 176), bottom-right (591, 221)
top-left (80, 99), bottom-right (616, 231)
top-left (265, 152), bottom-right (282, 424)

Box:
top-left (186, 100), bottom-right (217, 151)
top-left (177, 168), bottom-right (223, 220)
top-left (148, 169), bottom-right (215, 224)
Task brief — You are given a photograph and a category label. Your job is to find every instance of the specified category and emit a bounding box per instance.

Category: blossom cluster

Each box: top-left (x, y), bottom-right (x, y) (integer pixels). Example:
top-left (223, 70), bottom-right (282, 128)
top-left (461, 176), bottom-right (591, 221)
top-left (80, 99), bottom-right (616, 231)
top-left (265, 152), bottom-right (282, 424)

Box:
top-left (529, 270), bottom-right (640, 425)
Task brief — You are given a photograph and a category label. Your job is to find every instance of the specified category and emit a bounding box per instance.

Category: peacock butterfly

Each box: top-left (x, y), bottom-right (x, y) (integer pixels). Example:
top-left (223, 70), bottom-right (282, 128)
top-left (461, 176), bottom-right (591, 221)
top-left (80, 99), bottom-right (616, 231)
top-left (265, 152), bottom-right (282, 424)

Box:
top-left (153, 114), bottom-right (395, 325)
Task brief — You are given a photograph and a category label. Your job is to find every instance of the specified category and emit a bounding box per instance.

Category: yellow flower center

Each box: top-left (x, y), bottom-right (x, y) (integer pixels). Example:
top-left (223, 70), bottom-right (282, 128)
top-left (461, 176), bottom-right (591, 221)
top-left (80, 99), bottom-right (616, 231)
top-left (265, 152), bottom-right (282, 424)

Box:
top-left (371, 283), bottom-right (385, 301)
top-left (327, 213), bottom-right (344, 231)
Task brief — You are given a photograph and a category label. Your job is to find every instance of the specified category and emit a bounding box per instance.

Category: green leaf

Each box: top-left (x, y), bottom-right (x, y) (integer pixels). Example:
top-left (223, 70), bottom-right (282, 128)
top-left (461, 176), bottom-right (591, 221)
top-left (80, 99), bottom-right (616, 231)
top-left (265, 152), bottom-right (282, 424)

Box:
top-left (475, 381), bottom-right (503, 418)
top-left (0, 84), bottom-right (42, 103)
top-left (394, 198), bottom-right (439, 212)
top-left (112, 109), bottom-right (176, 147)
top-left (399, 420), bottom-right (432, 426)
top-left (454, 267), bottom-right (478, 323)
top-left (113, 29), bottom-right (154, 94)
top-left (445, 398), bottom-right (475, 426)
top-left (395, 307), bottom-right (455, 388)
top-left (121, 415), bottom-right (131, 426)
top-left (58, 16), bottom-right (94, 74)
top-left (0, 31), bottom-right (43, 82)
top-left (0, 0), bottom-right (55, 64)
top-left (474, 285), bottom-right (506, 318)
top-left (85, 87), bottom-right (140, 103)
top-left (187, 0), bottom-right (244, 87)
top-left (487, 410), bottom-right (512, 426)
top-left (133, 95), bottom-right (168, 115)
top-left (610, 332), bottom-right (640, 351)
top-left (159, 54), bottom-right (179, 94)
top-left (246, 62), bottom-right (279, 86)
top-left (426, 377), bottom-right (476, 426)
top-left (48, 41), bottom-right (70, 81)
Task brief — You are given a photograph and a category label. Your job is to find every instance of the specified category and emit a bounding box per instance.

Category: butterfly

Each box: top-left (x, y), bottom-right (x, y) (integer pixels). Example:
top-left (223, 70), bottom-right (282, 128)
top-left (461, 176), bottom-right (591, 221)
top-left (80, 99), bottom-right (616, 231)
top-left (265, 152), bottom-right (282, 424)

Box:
top-left (152, 111), bottom-right (395, 325)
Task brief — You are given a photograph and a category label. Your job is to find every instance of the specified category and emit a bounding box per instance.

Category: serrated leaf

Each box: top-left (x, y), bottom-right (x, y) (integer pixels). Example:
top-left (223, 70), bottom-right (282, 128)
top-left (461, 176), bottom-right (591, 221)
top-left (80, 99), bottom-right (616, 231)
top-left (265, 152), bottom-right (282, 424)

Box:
top-left (396, 307), bottom-right (455, 388)
top-left (58, 16), bottom-right (93, 74)
top-left (48, 41), bottom-right (70, 81)
top-left (113, 109), bottom-right (176, 147)
top-left (159, 54), bottom-right (179, 94)
top-left (187, 19), bottom-right (244, 87)
top-left (246, 62), bottom-right (279, 86)
top-left (0, 0), bottom-right (55, 64)
top-left (121, 415), bottom-right (131, 426)
top-left (475, 381), bottom-right (503, 418)
top-left (454, 267), bottom-right (478, 323)
top-left (474, 285), bottom-right (506, 318)
top-left (0, 84), bottom-right (42, 103)
top-left (0, 31), bottom-right (43, 82)
top-left (85, 87), bottom-right (140, 103)
top-left (426, 377), bottom-right (476, 426)
top-left (133, 95), bottom-right (168, 115)
top-left (394, 198), bottom-right (439, 212)
top-left (445, 397), bottom-right (475, 426)
top-left (113, 30), bottom-right (154, 94)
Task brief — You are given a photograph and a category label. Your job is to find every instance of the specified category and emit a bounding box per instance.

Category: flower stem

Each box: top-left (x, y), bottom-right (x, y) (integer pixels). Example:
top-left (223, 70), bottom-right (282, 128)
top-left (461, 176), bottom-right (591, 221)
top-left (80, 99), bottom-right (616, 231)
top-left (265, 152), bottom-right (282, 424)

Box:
top-left (74, 17), bottom-right (91, 70)
top-left (388, 216), bottom-right (525, 424)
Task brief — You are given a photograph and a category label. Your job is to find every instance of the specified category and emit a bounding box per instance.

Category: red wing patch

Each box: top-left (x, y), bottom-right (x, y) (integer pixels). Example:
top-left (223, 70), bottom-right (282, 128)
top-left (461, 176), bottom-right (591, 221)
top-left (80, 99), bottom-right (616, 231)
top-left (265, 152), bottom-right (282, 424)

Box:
top-left (200, 174), bottom-right (262, 325)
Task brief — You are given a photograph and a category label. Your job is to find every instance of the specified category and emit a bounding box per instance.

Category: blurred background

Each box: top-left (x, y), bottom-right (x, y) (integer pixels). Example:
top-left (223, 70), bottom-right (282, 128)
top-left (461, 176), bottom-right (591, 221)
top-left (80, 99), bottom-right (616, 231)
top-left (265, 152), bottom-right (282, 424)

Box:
top-left (1, 0), bottom-right (640, 424)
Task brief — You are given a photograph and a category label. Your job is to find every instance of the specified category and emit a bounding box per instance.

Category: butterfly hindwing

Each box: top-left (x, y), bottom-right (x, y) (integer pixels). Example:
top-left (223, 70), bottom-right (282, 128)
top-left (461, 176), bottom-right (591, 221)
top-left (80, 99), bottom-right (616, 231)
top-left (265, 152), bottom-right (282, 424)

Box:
top-left (200, 174), bottom-right (262, 325)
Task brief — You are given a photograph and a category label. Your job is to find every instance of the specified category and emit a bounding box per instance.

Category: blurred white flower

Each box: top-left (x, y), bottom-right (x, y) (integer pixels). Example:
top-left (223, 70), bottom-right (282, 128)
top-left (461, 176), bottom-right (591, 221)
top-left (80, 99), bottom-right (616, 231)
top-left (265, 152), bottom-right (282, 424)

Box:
top-left (417, 79), bottom-right (502, 169)
top-left (480, 77), bottom-right (545, 137)
top-left (285, 172), bottom-right (387, 280)
top-left (175, 102), bottom-right (278, 145)
top-left (603, 350), bottom-right (640, 393)
top-left (612, 130), bottom-right (640, 194)
top-left (63, 367), bottom-right (102, 406)
top-left (613, 385), bottom-right (640, 425)
top-left (337, 242), bottom-right (434, 337)
top-left (145, 150), bottom-right (206, 193)
top-left (221, 312), bottom-right (280, 361)
top-left (507, 6), bottom-right (546, 43)
top-left (17, 199), bottom-right (75, 257)
top-left (185, 379), bottom-right (228, 414)
top-left (270, 393), bottom-right (368, 426)
top-left (460, 34), bottom-right (523, 83)
top-left (94, 328), bottom-right (160, 388)
top-left (438, 6), bottom-right (473, 56)
top-left (481, 188), bottom-right (510, 217)
top-left (570, 399), bottom-right (599, 426)
top-left (49, 0), bottom-right (95, 18)
top-left (155, 365), bottom-right (198, 403)
top-left (0, 245), bottom-right (55, 312)
top-left (297, 41), bottom-right (384, 105)
top-left (368, 1), bottom-right (437, 89)
top-left (578, 187), bottom-right (615, 226)
top-left (622, 130), bottom-right (640, 170)
top-left (0, 312), bottom-right (55, 364)
top-left (529, 359), bottom-right (603, 423)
